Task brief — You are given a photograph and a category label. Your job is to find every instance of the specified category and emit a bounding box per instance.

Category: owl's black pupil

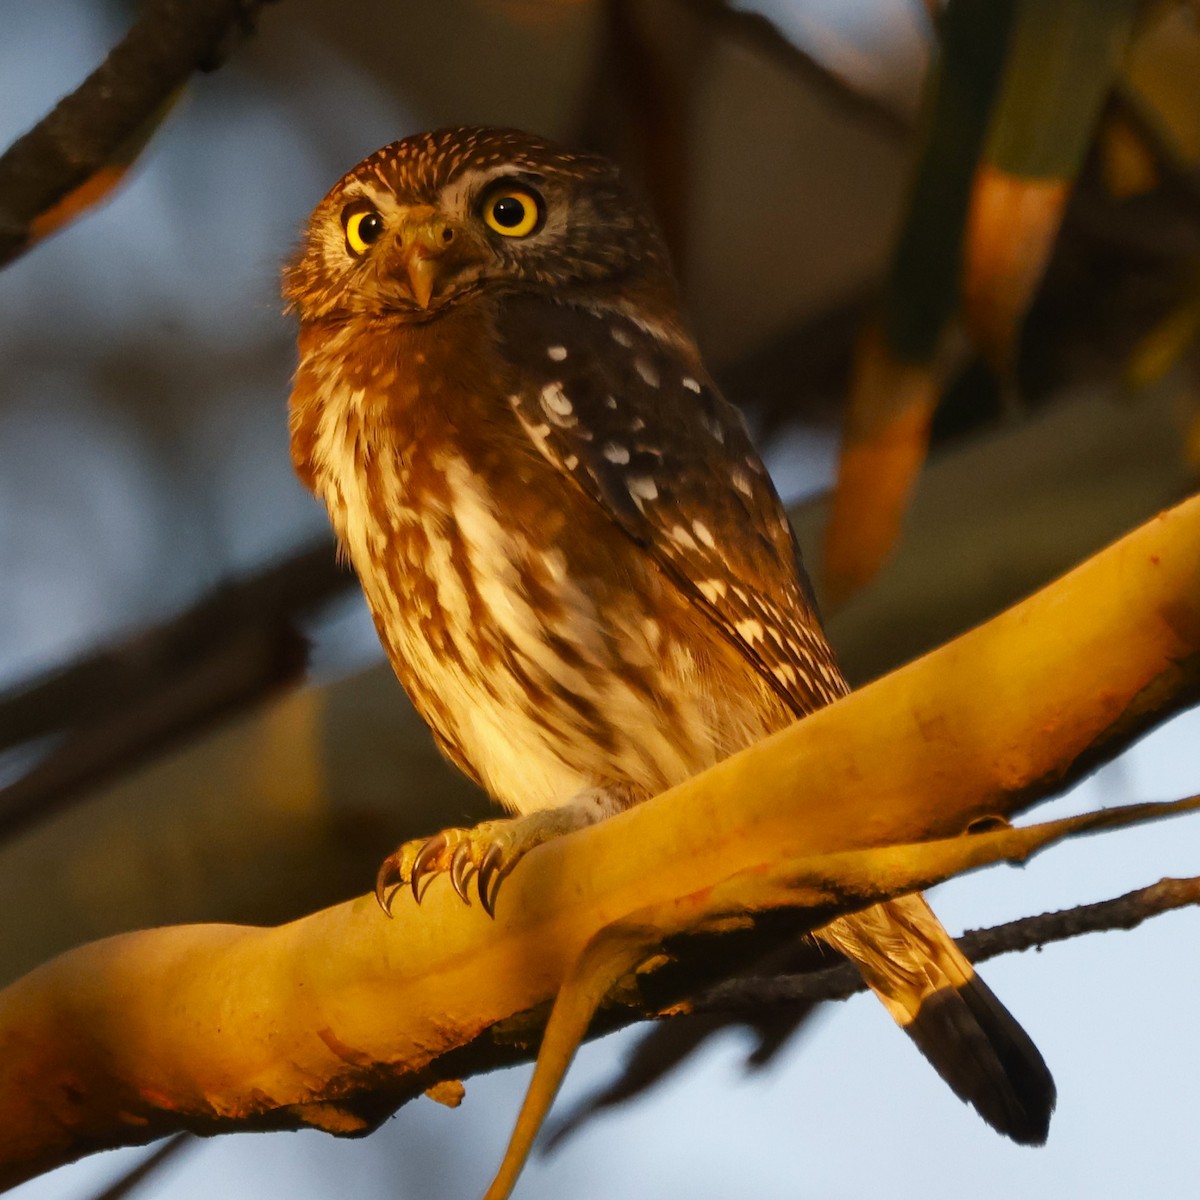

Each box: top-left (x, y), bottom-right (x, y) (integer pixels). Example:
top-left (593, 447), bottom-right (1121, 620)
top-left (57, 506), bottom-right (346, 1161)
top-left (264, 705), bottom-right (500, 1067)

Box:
top-left (491, 196), bottom-right (526, 227)
top-left (359, 212), bottom-right (382, 242)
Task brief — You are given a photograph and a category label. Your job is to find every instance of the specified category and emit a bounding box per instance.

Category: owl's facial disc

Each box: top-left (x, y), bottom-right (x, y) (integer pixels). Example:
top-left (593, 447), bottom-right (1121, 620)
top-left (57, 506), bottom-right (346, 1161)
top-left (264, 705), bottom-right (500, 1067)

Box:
top-left (395, 206), bottom-right (495, 310)
top-left (339, 198), bottom-right (488, 311)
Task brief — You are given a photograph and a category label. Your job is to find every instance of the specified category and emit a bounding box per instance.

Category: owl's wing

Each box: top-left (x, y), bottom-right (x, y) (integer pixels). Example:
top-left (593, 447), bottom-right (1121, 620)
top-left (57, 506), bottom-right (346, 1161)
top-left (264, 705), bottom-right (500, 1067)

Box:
top-left (497, 296), bottom-right (847, 715)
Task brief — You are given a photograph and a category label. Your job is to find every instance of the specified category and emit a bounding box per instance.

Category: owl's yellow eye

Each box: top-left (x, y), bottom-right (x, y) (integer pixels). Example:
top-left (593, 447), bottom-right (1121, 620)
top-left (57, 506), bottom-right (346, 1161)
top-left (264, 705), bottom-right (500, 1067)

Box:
top-left (343, 205), bottom-right (384, 256)
top-left (483, 187), bottom-right (543, 238)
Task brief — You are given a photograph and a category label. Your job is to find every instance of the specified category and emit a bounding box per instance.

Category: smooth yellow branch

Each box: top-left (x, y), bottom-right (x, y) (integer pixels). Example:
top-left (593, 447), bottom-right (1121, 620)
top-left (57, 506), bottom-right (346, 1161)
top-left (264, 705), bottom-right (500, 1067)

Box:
top-left (0, 496), bottom-right (1196, 1191)
top-left (484, 794), bottom-right (1200, 1200)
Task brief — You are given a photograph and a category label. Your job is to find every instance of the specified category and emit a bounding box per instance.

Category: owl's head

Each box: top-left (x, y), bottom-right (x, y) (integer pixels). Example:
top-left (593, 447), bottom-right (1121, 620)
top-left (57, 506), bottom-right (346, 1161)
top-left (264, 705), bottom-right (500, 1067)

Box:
top-left (283, 127), bottom-right (674, 323)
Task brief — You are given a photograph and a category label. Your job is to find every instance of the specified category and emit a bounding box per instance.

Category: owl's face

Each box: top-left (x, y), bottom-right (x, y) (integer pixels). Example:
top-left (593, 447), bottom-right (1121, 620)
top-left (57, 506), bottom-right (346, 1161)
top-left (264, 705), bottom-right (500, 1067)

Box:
top-left (283, 127), bottom-right (672, 323)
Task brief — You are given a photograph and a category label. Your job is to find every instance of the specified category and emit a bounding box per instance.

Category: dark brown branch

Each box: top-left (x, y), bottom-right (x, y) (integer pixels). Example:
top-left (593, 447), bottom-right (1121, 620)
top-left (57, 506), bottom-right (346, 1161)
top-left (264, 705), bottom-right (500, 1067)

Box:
top-left (696, 874), bottom-right (1200, 1014)
top-left (0, 0), bottom-right (277, 265)
top-left (0, 541), bottom-right (349, 841)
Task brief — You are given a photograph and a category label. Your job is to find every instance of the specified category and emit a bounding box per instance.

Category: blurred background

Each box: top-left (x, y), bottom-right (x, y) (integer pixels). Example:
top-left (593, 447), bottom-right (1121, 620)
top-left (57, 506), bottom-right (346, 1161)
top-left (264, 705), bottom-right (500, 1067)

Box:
top-left (2, 0), bottom-right (1199, 1196)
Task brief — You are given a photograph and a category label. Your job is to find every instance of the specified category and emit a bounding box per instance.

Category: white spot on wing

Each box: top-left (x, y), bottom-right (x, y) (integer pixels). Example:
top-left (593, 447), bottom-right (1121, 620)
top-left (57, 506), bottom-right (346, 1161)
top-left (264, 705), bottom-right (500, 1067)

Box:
top-left (635, 359), bottom-right (660, 388)
top-left (540, 382), bottom-right (573, 416)
top-left (697, 578), bottom-right (727, 603)
top-left (735, 619), bottom-right (765, 643)
top-left (691, 520), bottom-right (716, 549)
top-left (628, 476), bottom-right (658, 502)
top-left (682, 376), bottom-right (701, 393)
top-left (547, 345), bottom-right (568, 362)
top-left (731, 468), bottom-right (754, 497)
top-left (603, 442), bottom-right (630, 465)
top-left (612, 326), bottom-right (632, 347)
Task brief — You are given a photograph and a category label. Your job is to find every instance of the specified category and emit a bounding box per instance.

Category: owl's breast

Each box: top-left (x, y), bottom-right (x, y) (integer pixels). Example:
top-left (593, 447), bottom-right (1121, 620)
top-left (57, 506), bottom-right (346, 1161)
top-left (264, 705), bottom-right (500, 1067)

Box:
top-left (290, 314), bottom-right (785, 814)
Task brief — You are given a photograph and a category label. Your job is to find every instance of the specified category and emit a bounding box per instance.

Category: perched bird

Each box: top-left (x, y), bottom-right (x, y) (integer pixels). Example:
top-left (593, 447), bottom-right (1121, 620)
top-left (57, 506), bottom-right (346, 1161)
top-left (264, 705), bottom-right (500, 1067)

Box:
top-left (283, 126), bottom-right (1055, 1143)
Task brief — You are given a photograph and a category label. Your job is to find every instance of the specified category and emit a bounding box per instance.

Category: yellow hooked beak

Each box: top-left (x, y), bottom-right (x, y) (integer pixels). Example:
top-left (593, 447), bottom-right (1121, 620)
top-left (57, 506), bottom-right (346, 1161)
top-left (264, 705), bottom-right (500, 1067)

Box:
top-left (395, 205), bottom-right (459, 309)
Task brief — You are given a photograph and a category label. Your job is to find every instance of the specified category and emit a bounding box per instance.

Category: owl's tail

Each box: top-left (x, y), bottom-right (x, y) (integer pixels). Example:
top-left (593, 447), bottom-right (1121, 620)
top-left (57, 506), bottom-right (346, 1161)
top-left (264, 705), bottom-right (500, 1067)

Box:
top-left (818, 892), bottom-right (1055, 1145)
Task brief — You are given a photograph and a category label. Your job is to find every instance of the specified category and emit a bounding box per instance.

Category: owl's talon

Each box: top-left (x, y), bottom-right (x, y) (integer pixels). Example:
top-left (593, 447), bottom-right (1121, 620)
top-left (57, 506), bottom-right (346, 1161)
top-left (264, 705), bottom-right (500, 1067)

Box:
top-left (411, 834), bottom-right (448, 902)
top-left (374, 860), bottom-right (401, 917)
top-left (478, 843), bottom-right (506, 917)
top-left (450, 843), bottom-right (475, 903)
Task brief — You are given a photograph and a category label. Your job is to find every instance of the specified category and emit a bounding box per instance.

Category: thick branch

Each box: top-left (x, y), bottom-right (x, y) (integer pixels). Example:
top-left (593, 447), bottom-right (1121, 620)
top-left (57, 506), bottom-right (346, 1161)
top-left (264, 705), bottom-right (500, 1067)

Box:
top-left (0, 0), bottom-right (275, 265)
top-left (0, 496), bottom-right (1196, 1188)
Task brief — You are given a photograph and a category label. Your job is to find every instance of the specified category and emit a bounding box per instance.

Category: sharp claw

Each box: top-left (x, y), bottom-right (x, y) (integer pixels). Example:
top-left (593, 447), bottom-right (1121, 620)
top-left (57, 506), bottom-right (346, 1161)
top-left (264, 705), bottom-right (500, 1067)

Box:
top-left (478, 843), bottom-right (504, 918)
top-left (450, 843), bottom-right (475, 903)
top-left (411, 835), bottom-right (446, 903)
top-left (375, 859), bottom-right (399, 917)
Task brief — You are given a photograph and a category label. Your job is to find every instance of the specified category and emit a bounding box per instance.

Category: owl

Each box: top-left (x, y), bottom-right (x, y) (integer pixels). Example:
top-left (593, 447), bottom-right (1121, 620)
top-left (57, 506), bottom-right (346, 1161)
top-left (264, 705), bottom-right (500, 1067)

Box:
top-left (283, 127), bottom-right (1054, 1144)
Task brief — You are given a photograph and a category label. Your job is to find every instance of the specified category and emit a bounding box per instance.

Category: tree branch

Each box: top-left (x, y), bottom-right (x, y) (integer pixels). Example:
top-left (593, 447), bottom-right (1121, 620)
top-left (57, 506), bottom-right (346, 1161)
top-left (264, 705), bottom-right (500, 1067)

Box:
top-left (696, 874), bottom-right (1200, 1014)
top-left (0, 496), bottom-right (1194, 1188)
top-left (0, 542), bottom-right (348, 841)
top-left (0, 0), bottom-right (276, 265)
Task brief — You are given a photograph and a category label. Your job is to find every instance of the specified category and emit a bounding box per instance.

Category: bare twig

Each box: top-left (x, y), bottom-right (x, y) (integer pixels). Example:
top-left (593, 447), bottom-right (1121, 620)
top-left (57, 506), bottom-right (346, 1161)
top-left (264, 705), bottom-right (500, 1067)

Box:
top-left (695, 874), bottom-right (1200, 1015)
top-left (88, 1135), bottom-right (192, 1200)
top-left (0, 0), bottom-right (277, 265)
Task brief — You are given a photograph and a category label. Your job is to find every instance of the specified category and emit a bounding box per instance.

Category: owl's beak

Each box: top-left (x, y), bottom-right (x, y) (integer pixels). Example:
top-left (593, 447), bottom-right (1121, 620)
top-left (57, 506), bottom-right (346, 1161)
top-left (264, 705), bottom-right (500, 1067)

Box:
top-left (395, 207), bottom-right (459, 309)
top-left (404, 253), bottom-right (439, 310)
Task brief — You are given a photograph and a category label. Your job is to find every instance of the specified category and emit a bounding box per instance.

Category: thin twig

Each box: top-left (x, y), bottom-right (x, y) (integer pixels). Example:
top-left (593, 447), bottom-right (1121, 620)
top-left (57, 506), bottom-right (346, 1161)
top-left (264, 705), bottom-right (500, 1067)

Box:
top-left (695, 875), bottom-right (1200, 1014)
top-left (88, 1135), bottom-right (192, 1200)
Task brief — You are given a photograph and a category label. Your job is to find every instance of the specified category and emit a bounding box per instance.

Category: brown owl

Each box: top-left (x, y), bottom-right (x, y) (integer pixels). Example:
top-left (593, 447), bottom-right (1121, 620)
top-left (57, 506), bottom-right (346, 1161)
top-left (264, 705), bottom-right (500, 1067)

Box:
top-left (283, 127), bottom-right (1054, 1144)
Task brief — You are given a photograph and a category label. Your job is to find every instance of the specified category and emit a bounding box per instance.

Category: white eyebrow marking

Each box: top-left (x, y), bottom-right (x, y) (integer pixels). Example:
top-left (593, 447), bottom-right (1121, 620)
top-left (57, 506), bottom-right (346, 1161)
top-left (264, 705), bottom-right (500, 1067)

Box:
top-left (547, 345), bottom-right (568, 361)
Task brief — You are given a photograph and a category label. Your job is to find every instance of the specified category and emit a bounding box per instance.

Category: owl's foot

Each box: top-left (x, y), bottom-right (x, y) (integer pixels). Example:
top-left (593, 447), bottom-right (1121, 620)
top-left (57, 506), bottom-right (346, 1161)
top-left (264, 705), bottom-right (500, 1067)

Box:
top-left (375, 787), bottom-right (634, 918)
